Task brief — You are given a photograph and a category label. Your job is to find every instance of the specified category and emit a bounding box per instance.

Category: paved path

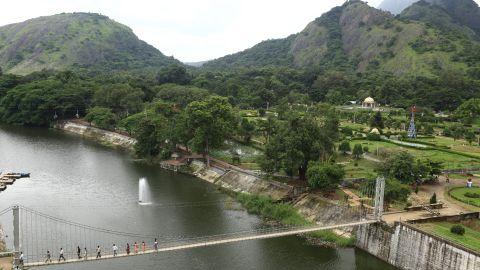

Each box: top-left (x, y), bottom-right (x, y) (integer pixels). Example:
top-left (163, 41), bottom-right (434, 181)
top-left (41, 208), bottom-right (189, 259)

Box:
top-left (0, 256), bottom-right (12, 270)
top-left (383, 175), bottom-right (479, 224)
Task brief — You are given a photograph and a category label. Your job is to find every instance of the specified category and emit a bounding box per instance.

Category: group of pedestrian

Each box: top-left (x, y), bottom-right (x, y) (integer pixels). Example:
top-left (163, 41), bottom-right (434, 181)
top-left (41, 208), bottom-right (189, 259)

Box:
top-left (41, 239), bottom-right (160, 264)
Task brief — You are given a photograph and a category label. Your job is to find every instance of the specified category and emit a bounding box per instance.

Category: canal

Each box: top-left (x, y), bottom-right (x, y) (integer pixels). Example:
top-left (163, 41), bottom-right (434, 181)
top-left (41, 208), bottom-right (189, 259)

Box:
top-left (0, 126), bottom-right (395, 270)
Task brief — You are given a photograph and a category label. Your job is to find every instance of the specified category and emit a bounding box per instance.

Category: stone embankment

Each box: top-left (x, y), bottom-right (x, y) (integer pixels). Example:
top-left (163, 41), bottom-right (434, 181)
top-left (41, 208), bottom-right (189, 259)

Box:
top-left (357, 214), bottom-right (480, 270)
top-left (55, 120), bottom-right (136, 150)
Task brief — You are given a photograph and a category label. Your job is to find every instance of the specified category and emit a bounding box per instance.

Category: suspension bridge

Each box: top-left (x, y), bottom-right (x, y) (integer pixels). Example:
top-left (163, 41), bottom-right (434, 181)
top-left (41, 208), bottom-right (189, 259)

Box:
top-left (0, 178), bottom-right (385, 269)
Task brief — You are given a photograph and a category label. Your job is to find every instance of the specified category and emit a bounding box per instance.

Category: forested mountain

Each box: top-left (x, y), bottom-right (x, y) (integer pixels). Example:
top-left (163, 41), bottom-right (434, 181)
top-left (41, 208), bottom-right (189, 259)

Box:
top-left (0, 13), bottom-right (180, 75)
top-left (204, 0), bottom-right (480, 78)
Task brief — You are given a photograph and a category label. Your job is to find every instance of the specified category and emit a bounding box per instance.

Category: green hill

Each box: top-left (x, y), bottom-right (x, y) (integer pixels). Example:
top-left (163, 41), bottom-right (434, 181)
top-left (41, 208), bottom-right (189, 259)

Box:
top-left (0, 13), bottom-right (180, 75)
top-left (400, 1), bottom-right (477, 39)
top-left (203, 0), bottom-right (480, 78)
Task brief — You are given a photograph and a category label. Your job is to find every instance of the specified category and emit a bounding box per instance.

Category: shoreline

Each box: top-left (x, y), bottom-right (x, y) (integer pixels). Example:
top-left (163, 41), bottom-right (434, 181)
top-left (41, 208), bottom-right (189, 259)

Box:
top-left (53, 120), bottom-right (356, 248)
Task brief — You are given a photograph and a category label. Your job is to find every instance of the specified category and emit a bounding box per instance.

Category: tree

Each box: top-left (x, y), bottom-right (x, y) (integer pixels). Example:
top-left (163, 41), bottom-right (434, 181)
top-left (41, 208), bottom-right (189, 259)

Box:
top-left (93, 83), bottom-right (144, 116)
top-left (430, 193), bottom-right (437, 204)
top-left (423, 124), bottom-right (434, 135)
top-left (352, 144), bottom-right (364, 159)
top-left (239, 118), bottom-right (256, 143)
top-left (156, 64), bottom-right (191, 85)
top-left (154, 84), bottom-right (210, 107)
top-left (134, 119), bottom-right (161, 158)
top-left (185, 96), bottom-right (235, 167)
top-left (370, 111), bottom-right (384, 129)
top-left (465, 130), bottom-right (476, 145)
top-left (262, 114), bottom-right (336, 180)
top-left (338, 141), bottom-right (351, 155)
top-left (455, 98), bottom-right (480, 124)
top-left (380, 152), bottom-right (418, 184)
top-left (384, 178), bottom-right (410, 204)
top-left (0, 77), bottom-right (92, 126)
top-left (84, 107), bottom-right (117, 130)
top-left (256, 116), bottom-right (277, 144)
top-left (307, 162), bottom-right (345, 190)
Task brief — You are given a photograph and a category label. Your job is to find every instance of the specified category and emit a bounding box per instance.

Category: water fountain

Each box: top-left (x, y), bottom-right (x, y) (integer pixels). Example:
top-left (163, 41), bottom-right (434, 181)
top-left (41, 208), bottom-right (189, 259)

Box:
top-left (138, 177), bottom-right (152, 205)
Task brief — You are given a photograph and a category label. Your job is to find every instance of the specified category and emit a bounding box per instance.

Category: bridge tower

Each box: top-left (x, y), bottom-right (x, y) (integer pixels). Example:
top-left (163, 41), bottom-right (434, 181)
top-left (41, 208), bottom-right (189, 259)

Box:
top-left (407, 105), bottom-right (417, 139)
top-left (13, 205), bottom-right (21, 268)
top-left (373, 177), bottom-right (385, 220)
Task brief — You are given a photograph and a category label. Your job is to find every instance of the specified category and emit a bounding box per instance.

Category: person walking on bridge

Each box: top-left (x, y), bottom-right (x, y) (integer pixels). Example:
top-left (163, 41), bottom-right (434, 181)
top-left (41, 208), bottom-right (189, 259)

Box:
top-left (18, 251), bottom-right (24, 268)
top-left (113, 244), bottom-right (118, 257)
top-left (84, 247), bottom-right (88, 260)
top-left (134, 242), bottom-right (138, 254)
top-left (154, 238), bottom-right (158, 252)
top-left (58, 248), bottom-right (66, 262)
top-left (142, 241), bottom-right (146, 253)
top-left (77, 246), bottom-right (82, 259)
top-left (45, 250), bottom-right (52, 263)
top-left (96, 246), bottom-right (102, 259)
top-left (126, 243), bottom-right (130, 255)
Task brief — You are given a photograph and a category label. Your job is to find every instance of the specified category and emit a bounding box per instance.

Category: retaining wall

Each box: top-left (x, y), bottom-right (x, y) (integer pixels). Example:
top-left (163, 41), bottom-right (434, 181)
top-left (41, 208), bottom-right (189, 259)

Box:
top-left (55, 121), bottom-right (136, 150)
top-left (356, 215), bottom-right (480, 270)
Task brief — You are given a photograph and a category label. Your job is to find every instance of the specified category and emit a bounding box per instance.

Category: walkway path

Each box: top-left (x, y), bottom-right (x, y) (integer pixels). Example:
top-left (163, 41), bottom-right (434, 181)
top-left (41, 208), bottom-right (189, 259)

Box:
top-left (0, 256), bottom-right (12, 270)
top-left (383, 175), bottom-right (479, 224)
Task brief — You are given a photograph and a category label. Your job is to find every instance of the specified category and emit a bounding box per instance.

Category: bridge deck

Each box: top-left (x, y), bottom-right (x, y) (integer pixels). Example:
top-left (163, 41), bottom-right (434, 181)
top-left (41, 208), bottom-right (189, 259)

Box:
top-left (25, 220), bottom-right (376, 268)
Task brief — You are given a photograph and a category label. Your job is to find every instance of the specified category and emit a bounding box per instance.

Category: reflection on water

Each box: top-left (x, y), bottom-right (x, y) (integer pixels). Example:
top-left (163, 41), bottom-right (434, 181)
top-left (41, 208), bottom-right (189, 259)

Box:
top-left (0, 126), bottom-right (396, 270)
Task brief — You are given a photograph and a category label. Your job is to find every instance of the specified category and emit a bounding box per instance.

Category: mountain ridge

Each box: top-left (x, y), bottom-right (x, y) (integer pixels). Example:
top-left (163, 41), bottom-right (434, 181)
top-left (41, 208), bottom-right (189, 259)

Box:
top-left (203, 0), bottom-right (480, 78)
top-left (0, 12), bottom-right (180, 74)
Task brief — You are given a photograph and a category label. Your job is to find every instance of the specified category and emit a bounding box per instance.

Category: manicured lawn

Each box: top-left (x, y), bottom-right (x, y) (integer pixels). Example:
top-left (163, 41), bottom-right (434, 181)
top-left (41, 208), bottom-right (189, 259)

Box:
top-left (417, 136), bottom-right (480, 157)
top-left (336, 155), bottom-right (377, 179)
top-left (449, 187), bottom-right (480, 207)
top-left (353, 140), bottom-right (480, 170)
top-left (417, 221), bottom-right (480, 252)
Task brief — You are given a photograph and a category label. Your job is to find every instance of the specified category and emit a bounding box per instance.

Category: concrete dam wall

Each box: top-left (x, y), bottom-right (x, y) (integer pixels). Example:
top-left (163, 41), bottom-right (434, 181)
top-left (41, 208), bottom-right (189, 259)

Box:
top-left (356, 220), bottom-right (480, 270)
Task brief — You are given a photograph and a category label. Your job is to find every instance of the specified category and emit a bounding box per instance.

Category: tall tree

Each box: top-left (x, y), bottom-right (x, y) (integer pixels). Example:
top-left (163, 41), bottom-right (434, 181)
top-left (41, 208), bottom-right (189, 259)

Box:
top-left (262, 114), bottom-right (336, 180)
top-left (185, 96), bottom-right (235, 167)
top-left (455, 98), bottom-right (480, 124)
top-left (370, 111), bottom-right (384, 129)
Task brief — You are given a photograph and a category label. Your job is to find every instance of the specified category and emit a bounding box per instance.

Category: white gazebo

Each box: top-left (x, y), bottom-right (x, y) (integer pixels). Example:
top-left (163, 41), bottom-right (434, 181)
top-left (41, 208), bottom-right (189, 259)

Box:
top-left (362, 97), bottom-right (376, 109)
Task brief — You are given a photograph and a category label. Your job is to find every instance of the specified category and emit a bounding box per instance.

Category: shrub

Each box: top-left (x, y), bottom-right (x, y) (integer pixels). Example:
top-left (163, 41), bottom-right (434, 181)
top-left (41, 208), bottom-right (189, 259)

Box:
top-left (236, 194), bottom-right (307, 226)
top-left (367, 133), bottom-right (381, 141)
top-left (338, 140), bottom-right (351, 155)
top-left (430, 193), bottom-right (437, 204)
top-left (450, 225), bottom-right (465, 235)
top-left (353, 144), bottom-right (364, 159)
top-left (465, 192), bottom-right (480, 198)
top-left (258, 108), bottom-right (266, 117)
top-left (363, 146), bottom-right (369, 153)
top-left (307, 162), bottom-right (345, 190)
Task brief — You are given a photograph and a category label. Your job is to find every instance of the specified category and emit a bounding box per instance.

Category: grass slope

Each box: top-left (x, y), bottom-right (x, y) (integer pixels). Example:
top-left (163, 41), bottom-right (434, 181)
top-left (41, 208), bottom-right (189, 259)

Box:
top-left (418, 221), bottom-right (480, 252)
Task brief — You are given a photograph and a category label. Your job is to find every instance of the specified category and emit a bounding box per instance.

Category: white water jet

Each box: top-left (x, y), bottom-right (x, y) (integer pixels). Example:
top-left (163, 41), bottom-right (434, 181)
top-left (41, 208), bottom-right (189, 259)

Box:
top-left (138, 177), bottom-right (152, 205)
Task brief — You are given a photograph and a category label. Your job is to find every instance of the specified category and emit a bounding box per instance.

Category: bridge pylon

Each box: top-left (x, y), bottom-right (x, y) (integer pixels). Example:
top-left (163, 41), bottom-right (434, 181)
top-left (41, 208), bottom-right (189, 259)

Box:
top-left (373, 177), bottom-right (385, 221)
top-left (13, 205), bottom-right (21, 269)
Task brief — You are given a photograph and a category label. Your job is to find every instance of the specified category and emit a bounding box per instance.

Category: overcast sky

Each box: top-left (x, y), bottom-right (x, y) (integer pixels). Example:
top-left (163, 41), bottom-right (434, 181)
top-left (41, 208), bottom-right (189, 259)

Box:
top-left (0, 0), bottom-right (477, 62)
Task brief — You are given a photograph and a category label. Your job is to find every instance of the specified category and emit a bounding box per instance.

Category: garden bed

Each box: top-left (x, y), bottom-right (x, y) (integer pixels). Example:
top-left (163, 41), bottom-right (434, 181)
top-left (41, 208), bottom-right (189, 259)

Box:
top-left (449, 187), bottom-right (480, 207)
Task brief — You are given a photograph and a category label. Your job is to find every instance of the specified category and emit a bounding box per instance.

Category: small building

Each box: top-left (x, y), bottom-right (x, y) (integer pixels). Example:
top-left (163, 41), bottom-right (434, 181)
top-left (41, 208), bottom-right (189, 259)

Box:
top-left (362, 97), bottom-right (376, 109)
top-left (370, 128), bottom-right (380, 135)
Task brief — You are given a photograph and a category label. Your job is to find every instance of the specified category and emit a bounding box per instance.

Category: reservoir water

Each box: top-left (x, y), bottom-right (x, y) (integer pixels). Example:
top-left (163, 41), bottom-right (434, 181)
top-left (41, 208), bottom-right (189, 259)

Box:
top-left (0, 126), bottom-right (396, 270)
